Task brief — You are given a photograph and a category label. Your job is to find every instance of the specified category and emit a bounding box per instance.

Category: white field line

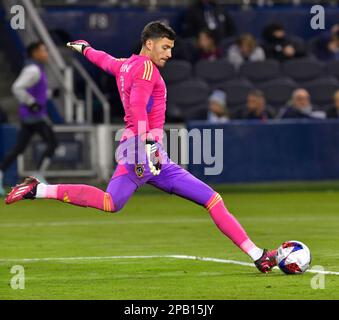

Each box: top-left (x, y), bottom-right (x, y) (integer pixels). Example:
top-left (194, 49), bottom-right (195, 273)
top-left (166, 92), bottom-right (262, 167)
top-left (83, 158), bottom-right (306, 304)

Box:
top-left (1, 216), bottom-right (339, 228)
top-left (0, 254), bottom-right (338, 276)
top-left (0, 218), bottom-right (210, 228)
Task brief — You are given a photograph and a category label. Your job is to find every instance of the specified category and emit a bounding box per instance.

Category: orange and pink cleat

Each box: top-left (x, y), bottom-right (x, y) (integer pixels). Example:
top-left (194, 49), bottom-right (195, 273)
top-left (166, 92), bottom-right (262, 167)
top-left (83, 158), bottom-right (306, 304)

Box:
top-left (254, 249), bottom-right (278, 273)
top-left (5, 176), bottom-right (40, 205)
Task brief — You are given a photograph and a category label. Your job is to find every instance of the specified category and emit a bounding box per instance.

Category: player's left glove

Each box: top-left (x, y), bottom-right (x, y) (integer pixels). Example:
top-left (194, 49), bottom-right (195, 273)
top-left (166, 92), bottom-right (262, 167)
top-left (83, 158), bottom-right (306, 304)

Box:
top-left (145, 139), bottom-right (161, 176)
top-left (66, 40), bottom-right (90, 54)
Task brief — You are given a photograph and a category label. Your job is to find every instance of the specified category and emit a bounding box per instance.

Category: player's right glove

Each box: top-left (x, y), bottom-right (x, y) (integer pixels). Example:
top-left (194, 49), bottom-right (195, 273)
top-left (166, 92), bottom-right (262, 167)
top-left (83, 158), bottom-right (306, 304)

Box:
top-left (145, 139), bottom-right (161, 176)
top-left (66, 40), bottom-right (91, 54)
top-left (28, 102), bottom-right (42, 113)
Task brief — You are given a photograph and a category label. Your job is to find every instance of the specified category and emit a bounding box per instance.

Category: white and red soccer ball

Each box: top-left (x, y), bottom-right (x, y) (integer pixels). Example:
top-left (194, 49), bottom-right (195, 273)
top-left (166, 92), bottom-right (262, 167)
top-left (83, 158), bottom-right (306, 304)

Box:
top-left (277, 240), bottom-right (311, 274)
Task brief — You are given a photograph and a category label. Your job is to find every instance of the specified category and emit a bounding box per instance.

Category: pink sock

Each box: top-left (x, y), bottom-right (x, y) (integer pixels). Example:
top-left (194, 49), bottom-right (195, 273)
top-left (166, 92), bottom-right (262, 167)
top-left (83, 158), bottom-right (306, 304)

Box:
top-left (37, 184), bottom-right (114, 212)
top-left (206, 193), bottom-right (263, 260)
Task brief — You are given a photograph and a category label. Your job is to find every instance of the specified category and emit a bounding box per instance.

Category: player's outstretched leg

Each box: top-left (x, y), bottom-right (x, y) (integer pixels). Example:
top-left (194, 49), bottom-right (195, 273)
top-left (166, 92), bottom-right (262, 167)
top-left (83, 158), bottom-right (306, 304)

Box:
top-left (205, 191), bottom-right (277, 273)
top-left (149, 167), bottom-right (277, 273)
top-left (5, 173), bottom-right (137, 213)
top-left (5, 176), bottom-right (114, 211)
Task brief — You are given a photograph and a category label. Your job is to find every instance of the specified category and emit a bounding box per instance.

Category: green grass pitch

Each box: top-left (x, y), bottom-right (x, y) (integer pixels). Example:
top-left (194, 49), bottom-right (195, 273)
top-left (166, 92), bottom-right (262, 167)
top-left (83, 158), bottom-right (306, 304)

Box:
top-left (0, 182), bottom-right (338, 300)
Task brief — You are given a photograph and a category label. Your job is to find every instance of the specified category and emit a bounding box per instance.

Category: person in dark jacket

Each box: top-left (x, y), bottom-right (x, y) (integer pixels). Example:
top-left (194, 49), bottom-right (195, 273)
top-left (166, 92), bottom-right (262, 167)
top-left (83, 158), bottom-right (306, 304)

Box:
top-left (235, 89), bottom-right (275, 121)
top-left (182, 0), bottom-right (236, 41)
top-left (326, 90), bottom-right (339, 119)
top-left (310, 24), bottom-right (339, 61)
top-left (196, 29), bottom-right (223, 61)
top-left (278, 88), bottom-right (325, 119)
top-left (262, 23), bottom-right (306, 62)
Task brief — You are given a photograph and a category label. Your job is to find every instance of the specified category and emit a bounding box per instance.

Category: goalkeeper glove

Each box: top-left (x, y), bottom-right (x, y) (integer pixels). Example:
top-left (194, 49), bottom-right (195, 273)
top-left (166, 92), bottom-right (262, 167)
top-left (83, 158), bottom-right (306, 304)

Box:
top-left (145, 140), bottom-right (161, 176)
top-left (28, 102), bottom-right (42, 113)
top-left (66, 40), bottom-right (90, 54)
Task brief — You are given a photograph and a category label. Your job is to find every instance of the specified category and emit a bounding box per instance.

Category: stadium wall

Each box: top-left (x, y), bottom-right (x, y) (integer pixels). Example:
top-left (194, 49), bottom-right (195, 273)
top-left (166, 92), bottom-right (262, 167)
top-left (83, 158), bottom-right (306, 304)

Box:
top-left (2, 121), bottom-right (339, 185)
top-left (187, 119), bottom-right (339, 184)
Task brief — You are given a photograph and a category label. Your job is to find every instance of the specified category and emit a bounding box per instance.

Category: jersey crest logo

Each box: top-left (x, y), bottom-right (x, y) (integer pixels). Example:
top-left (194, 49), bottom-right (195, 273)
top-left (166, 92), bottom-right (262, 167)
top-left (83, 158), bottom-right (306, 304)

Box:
top-left (135, 164), bottom-right (145, 178)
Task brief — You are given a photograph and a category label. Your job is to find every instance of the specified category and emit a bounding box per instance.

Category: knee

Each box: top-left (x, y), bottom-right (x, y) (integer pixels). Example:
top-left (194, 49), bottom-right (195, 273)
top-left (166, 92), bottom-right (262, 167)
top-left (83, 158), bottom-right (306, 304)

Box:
top-left (205, 191), bottom-right (223, 211)
top-left (111, 199), bottom-right (127, 213)
top-left (104, 192), bottom-right (126, 213)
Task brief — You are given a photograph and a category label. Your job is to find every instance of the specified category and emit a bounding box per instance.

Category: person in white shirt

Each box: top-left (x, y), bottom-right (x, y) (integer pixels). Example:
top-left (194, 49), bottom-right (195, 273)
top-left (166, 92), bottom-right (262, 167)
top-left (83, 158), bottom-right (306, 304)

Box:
top-left (227, 33), bottom-right (266, 70)
top-left (207, 89), bottom-right (230, 123)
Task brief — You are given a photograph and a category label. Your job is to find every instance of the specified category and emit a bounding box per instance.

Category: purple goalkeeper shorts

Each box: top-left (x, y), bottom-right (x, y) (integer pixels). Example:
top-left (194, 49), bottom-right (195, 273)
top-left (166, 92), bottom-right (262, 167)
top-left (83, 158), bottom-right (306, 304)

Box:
top-left (105, 137), bottom-right (216, 212)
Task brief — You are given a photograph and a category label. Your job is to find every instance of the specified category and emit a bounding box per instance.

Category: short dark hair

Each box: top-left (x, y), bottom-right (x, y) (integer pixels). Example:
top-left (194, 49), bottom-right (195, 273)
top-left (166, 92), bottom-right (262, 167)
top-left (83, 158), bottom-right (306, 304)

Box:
top-left (27, 41), bottom-right (44, 58)
top-left (141, 21), bottom-right (176, 45)
top-left (248, 89), bottom-right (265, 98)
top-left (199, 28), bottom-right (219, 44)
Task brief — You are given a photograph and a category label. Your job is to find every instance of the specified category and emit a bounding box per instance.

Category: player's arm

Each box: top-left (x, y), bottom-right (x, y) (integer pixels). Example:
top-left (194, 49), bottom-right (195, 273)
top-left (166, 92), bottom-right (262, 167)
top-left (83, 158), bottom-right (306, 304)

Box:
top-left (129, 73), bottom-right (152, 137)
top-left (130, 62), bottom-right (161, 175)
top-left (11, 64), bottom-right (42, 112)
top-left (66, 40), bottom-right (125, 76)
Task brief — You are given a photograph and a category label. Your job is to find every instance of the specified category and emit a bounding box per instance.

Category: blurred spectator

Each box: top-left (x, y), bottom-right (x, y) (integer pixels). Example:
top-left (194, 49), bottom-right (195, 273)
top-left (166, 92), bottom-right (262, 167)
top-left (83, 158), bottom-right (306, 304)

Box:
top-left (0, 41), bottom-right (58, 196)
top-left (235, 89), bottom-right (274, 120)
top-left (0, 104), bottom-right (8, 123)
top-left (227, 33), bottom-right (266, 69)
top-left (326, 90), bottom-right (339, 119)
top-left (171, 36), bottom-right (195, 62)
top-left (196, 29), bottom-right (223, 61)
top-left (278, 88), bottom-right (326, 119)
top-left (327, 33), bottom-right (339, 61)
top-left (207, 89), bottom-right (230, 123)
top-left (262, 23), bottom-right (306, 61)
top-left (182, 0), bottom-right (236, 41)
top-left (311, 24), bottom-right (339, 61)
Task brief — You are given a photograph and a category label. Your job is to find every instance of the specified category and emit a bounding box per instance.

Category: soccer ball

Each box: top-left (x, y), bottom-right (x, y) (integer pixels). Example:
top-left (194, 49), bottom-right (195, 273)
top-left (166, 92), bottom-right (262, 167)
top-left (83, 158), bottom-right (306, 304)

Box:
top-left (277, 240), bottom-right (311, 274)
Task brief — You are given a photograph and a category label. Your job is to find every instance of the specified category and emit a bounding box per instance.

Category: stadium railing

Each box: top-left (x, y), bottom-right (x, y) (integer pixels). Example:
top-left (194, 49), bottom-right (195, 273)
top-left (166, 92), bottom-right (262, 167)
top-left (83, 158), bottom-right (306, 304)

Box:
top-left (16, 123), bottom-right (187, 181)
top-left (3, 0), bottom-right (111, 124)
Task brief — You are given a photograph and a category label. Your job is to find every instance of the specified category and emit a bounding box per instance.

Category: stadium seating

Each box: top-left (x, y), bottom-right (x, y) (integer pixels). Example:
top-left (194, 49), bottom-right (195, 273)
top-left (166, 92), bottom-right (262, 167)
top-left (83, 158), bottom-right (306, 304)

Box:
top-left (239, 60), bottom-right (280, 83)
top-left (194, 60), bottom-right (235, 88)
top-left (282, 58), bottom-right (325, 82)
top-left (162, 56), bottom-right (339, 120)
top-left (166, 103), bottom-right (183, 121)
top-left (303, 77), bottom-right (339, 107)
top-left (166, 102), bottom-right (208, 122)
top-left (307, 35), bottom-right (323, 58)
top-left (220, 79), bottom-right (254, 109)
top-left (326, 60), bottom-right (339, 80)
top-left (258, 77), bottom-right (298, 108)
top-left (167, 79), bottom-right (210, 120)
top-left (160, 59), bottom-right (192, 84)
top-left (220, 36), bottom-right (237, 53)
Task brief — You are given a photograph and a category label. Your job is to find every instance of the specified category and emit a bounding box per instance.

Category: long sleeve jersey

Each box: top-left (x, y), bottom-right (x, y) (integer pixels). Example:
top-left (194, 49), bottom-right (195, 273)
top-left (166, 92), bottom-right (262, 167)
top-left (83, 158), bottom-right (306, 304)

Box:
top-left (84, 47), bottom-right (167, 143)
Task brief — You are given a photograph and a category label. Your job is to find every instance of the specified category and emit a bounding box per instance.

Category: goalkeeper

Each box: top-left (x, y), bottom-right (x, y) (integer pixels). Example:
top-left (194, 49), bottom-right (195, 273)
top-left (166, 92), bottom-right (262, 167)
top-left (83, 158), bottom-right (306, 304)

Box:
top-left (5, 22), bottom-right (277, 273)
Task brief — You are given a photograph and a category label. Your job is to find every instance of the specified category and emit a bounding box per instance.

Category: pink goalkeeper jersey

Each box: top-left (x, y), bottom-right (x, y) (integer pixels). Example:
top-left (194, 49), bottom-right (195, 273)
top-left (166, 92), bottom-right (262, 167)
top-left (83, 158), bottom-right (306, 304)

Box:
top-left (84, 48), bottom-right (167, 143)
